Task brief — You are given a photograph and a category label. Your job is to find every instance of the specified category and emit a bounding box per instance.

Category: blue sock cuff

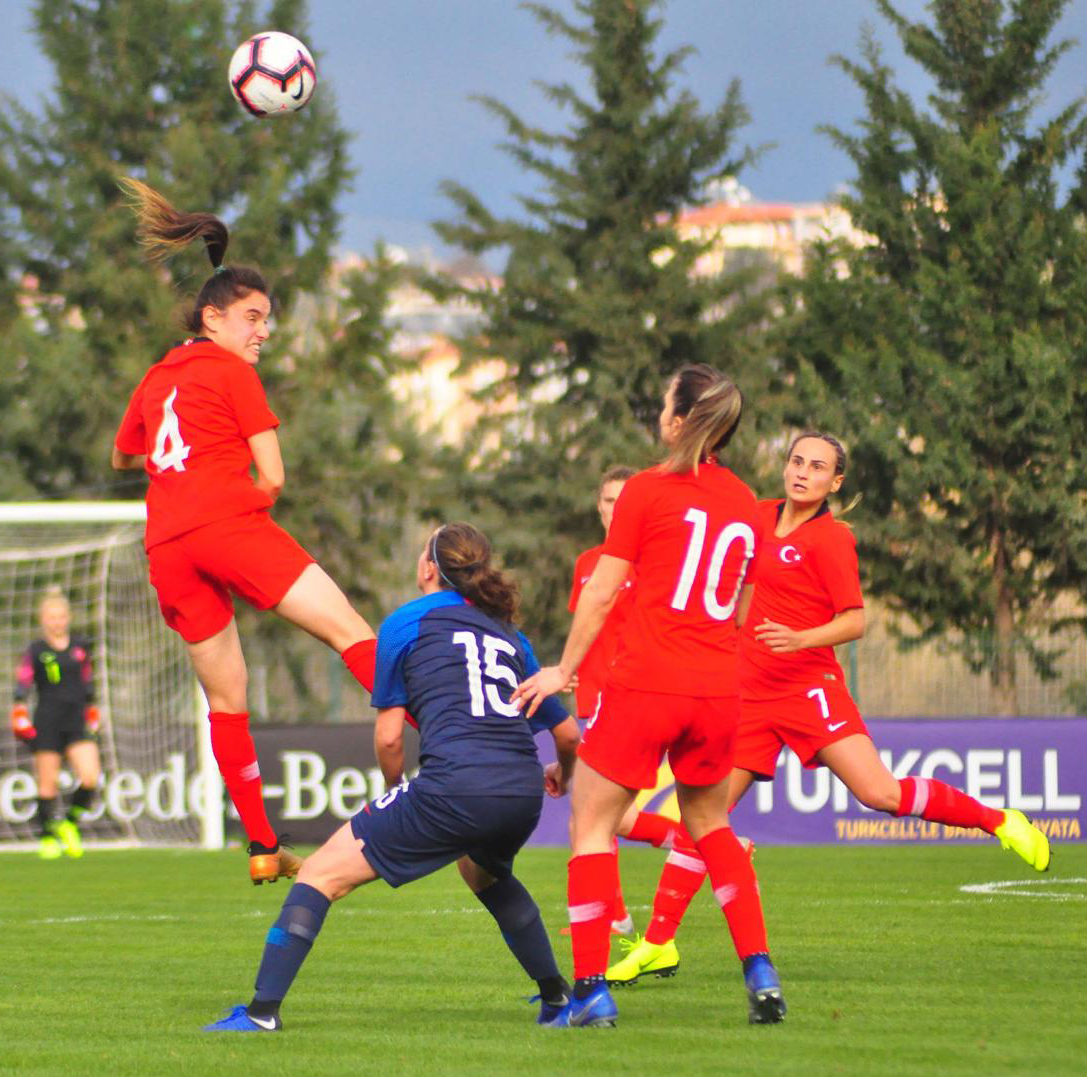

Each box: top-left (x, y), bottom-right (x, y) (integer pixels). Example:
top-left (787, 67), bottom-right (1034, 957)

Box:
top-left (284, 882), bottom-right (331, 919)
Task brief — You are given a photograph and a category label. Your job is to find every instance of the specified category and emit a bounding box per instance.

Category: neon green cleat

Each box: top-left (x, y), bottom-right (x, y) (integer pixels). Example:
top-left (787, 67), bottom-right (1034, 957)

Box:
top-left (54, 819), bottom-right (84, 859)
top-left (994, 809), bottom-right (1050, 872)
top-left (39, 835), bottom-right (63, 860)
top-left (606, 936), bottom-right (679, 987)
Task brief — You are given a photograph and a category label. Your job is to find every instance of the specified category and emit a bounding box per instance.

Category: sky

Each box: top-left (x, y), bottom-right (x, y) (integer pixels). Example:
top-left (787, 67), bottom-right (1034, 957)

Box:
top-left (7, 0), bottom-right (1087, 259)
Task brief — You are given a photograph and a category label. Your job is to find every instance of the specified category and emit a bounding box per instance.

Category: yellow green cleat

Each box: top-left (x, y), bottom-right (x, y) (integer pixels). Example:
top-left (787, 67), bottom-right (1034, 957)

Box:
top-left (38, 835), bottom-right (63, 860)
top-left (605, 936), bottom-right (679, 987)
top-left (994, 809), bottom-right (1050, 872)
top-left (54, 819), bottom-right (84, 859)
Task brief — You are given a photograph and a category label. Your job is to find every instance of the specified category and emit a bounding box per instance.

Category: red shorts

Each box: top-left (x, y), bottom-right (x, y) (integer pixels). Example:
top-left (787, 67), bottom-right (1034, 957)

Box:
top-left (577, 682), bottom-right (738, 789)
top-left (735, 677), bottom-right (867, 778)
top-left (147, 512), bottom-right (314, 643)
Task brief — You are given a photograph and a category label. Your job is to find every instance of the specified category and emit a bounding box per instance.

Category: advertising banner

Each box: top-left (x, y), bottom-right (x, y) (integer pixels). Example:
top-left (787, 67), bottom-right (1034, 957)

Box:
top-left (2, 718), bottom-right (1080, 847)
top-left (532, 718), bottom-right (1085, 846)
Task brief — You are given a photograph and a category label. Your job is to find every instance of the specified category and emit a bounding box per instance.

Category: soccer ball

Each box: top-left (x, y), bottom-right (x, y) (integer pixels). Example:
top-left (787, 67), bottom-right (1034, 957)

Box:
top-left (228, 31), bottom-right (317, 117)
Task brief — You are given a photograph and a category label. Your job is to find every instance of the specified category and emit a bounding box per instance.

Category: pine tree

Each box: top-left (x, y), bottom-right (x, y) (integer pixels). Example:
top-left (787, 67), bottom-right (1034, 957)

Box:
top-left (0, 0), bottom-right (349, 499)
top-left (781, 0), bottom-right (1087, 713)
top-left (433, 0), bottom-right (771, 650)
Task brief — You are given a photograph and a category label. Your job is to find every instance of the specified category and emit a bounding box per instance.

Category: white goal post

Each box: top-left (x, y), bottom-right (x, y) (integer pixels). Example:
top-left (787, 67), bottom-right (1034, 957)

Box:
top-left (0, 502), bottom-right (222, 849)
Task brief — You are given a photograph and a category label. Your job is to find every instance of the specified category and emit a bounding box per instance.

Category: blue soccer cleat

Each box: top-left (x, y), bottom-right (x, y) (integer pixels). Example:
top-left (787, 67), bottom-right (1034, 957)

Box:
top-left (743, 954), bottom-right (787, 1025)
top-left (203, 1004), bottom-right (281, 1032)
top-left (530, 994), bottom-right (571, 1027)
top-left (566, 984), bottom-right (618, 1028)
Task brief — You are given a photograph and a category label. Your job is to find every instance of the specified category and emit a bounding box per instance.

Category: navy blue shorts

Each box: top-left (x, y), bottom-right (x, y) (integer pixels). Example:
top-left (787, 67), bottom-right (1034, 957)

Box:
top-left (350, 783), bottom-right (542, 888)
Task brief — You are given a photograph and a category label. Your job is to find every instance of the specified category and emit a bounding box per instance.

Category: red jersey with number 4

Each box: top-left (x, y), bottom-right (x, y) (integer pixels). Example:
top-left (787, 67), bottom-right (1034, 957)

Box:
top-left (114, 339), bottom-right (279, 549)
top-left (568, 544), bottom-right (634, 717)
top-left (601, 462), bottom-right (759, 697)
top-left (740, 499), bottom-right (864, 700)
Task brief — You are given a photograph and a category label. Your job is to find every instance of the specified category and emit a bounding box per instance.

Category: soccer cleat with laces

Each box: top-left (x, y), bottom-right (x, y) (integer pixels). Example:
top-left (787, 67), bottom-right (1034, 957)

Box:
top-left (203, 1005), bottom-right (281, 1032)
top-left (39, 835), bottom-right (63, 860)
top-left (54, 819), bottom-right (84, 859)
top-left (743, 954), bottom-right (786, 1025)
top-left (994, 809), bottom-right (1050, 872)
top-left (566, 984), bottom-right (618, 1028)
top-left (606, 936), bottom-right (679, 986)
top-left (248, 837), bottom-right (303, 885)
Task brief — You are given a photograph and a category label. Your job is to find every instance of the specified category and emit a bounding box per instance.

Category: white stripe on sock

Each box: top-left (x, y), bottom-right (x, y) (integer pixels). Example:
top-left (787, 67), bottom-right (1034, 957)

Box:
top-left (567, 900), bottom-right (609, 924)
top-left (909, 777), bottom-right (930, 817)
top-left (240, 761), bottom-right (261, 782)
top-left (713, 883), bottom-right (738, 908)
top-left (666, 849), bottom-right (707, 875)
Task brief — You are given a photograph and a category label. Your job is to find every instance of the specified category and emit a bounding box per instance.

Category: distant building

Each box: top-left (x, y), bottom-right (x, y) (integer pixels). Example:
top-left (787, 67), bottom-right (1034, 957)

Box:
top-left (675, 198), bottom-right (868, 278)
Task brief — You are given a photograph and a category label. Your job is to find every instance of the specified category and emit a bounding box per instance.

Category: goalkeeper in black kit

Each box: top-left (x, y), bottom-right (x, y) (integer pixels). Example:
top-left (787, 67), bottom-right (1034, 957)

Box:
top-left (10, 586), bottom-right (102, 859)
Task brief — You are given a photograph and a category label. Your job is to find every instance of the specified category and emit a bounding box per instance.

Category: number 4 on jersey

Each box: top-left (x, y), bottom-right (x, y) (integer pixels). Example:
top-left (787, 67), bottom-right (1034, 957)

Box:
top-left (150, 387), bottom-right (191, 473)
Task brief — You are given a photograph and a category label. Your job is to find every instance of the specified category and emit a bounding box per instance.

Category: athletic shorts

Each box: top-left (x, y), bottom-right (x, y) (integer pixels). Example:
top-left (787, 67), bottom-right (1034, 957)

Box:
top-left (147, 511), bottom-right (314, 643)
top-left (735, 677), bottom-right (867, 778)
top-left (350, 782), bottom-right (542, 889)
top-left (31, 712), bottom-right (92, 755)
top-left (577, 682), bottom-right (738, 790)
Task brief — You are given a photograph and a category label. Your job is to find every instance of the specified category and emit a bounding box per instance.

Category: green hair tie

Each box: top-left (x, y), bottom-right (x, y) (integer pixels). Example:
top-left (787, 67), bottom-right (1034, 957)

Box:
top-left (213, 265), bottom-right (228, 275)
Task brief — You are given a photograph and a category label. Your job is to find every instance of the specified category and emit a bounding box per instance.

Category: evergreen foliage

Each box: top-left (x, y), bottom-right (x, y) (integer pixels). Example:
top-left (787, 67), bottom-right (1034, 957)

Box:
top-left (433, 0), bottom-right (772, 651)
top-left (0, 0), bottom-right (349, 500)
top-left (781, 0), bottom-right (1087, 712)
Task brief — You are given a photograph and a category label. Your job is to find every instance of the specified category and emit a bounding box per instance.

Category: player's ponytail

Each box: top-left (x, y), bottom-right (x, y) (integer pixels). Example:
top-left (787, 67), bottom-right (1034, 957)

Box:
top-left (431, 522), bottom-right (521, 626)
top-left (118, 176), bottom-right (270, 335)
top-left (660, 364), bottom-right (743, 475)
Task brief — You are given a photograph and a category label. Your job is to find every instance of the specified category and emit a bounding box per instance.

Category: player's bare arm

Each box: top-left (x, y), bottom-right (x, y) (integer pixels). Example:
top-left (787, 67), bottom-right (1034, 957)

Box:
top-left (111, 446), bottom-right (146, 470)
top-left (544, 715), bottom-right (580, 797)
top-left (248, 429), bottom-right (285, 501)
top-left (513, 553), bottom-right (630, 716)
top-left (374, 706), bottom-right (407, 786)
top-left (754, 606), bottom-right (865, 653)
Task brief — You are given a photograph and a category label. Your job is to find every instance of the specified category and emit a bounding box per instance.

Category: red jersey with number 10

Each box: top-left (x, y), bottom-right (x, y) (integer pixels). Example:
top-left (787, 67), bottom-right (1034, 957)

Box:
top-left (601, 461), bottom-right (760, 696)
top-left (740, 499), bottom-right (864, 700)
top-left (114, 339), bottom-right (279, 549)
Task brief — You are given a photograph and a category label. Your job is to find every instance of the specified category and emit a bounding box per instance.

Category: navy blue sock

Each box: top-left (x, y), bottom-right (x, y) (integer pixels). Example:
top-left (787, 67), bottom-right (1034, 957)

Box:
top-left (475, 874), bottom-right (562, 998)
top-left (250, 882), bottom-right (331, 1009)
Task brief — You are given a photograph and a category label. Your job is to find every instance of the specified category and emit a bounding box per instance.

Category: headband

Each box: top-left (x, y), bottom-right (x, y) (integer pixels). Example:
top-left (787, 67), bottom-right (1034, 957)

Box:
top-left (429, 526), bottom-right (459, 590)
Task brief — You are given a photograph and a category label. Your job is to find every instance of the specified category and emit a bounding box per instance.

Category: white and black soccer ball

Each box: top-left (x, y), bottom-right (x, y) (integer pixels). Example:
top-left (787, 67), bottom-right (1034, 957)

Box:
top-left (229, 31), bottom-right (316, 117)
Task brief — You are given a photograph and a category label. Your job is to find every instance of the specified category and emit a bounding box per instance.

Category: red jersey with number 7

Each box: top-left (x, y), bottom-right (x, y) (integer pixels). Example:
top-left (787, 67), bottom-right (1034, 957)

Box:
top-left (739, 499), bottom-right (864, 700)
top-left (601, 461), bottom-right (760, 696)
top-left (114, 338), bottom-right (279, 549)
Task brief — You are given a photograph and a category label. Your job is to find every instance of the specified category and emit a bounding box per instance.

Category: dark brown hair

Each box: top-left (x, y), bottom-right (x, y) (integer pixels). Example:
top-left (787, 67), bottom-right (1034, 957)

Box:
top-left (787, 431), bottom-right (847, 475)
top-left (598, 465), bottom-right (636, 493)
top-left (430, 522), bottom-right (521, 625)
top-left (661, 364), bottom-right (744, 474)
top-left (119, 176), bottom-right (270, 334)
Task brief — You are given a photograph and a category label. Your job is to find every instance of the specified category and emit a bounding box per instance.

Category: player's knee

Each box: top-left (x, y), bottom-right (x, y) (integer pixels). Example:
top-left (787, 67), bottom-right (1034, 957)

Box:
top-left (854, 782), bottom-right (900, 813)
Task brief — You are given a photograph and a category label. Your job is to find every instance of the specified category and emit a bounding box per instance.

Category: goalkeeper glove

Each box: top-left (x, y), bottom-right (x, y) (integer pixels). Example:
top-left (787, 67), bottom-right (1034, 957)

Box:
top-left (84, 705), bottom-right (100, 734)
top-left (10, 703), bottom-right (36, 742)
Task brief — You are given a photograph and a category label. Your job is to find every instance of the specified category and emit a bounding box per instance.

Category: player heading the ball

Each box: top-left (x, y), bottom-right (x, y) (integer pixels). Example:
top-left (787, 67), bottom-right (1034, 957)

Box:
top-left (113, 178), bottom-right (380, 886)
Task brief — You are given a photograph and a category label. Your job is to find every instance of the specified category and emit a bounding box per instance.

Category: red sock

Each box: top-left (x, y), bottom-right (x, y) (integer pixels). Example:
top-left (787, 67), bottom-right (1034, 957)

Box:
top-left (567, 852), bottom-right (618, 980)
top-left (625, 811), bottom-right (682, 848)
top-left (695, 827), bottom-right (768, 961)
top-left (611, 838), bottom-right (629, 922)
top-left (645, 836), bottom-right (706, 945)
top-left (896, 777), bottom-right (1004, 833)
top-left (341, 638), bottom-right (377, 693)
top-left (208, 711), bottom-right (276, 847)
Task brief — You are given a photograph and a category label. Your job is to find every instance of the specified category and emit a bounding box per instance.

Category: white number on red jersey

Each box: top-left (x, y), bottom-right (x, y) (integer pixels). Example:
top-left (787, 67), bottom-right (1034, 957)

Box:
top-left (670, 508), bottom-right (756, 622)
top-left (149, 387), bottom-right (191, 473)
top-left (452, 631), bottom-right (521, 718)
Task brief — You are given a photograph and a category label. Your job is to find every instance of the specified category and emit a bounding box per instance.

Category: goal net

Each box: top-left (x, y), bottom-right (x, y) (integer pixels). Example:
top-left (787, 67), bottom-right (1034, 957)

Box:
top-left (0, 503), bottom-right (222, 849)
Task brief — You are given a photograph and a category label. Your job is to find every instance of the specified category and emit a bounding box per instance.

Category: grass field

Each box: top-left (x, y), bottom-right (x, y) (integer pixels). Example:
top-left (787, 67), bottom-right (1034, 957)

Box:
top-left (2, 843), bottom-right (1084, 1077)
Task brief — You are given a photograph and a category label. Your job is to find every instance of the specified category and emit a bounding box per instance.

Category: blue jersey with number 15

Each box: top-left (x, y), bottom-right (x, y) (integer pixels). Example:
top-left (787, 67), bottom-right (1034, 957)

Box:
top-left (372, 591), bottom-right (569, 797)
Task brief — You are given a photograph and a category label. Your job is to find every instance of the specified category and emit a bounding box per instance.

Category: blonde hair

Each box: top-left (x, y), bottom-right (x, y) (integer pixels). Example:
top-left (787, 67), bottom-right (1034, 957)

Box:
top-left (39, 585), bottom-right (70, 618)
top-left (661, 364), bottom-right (744, 475)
